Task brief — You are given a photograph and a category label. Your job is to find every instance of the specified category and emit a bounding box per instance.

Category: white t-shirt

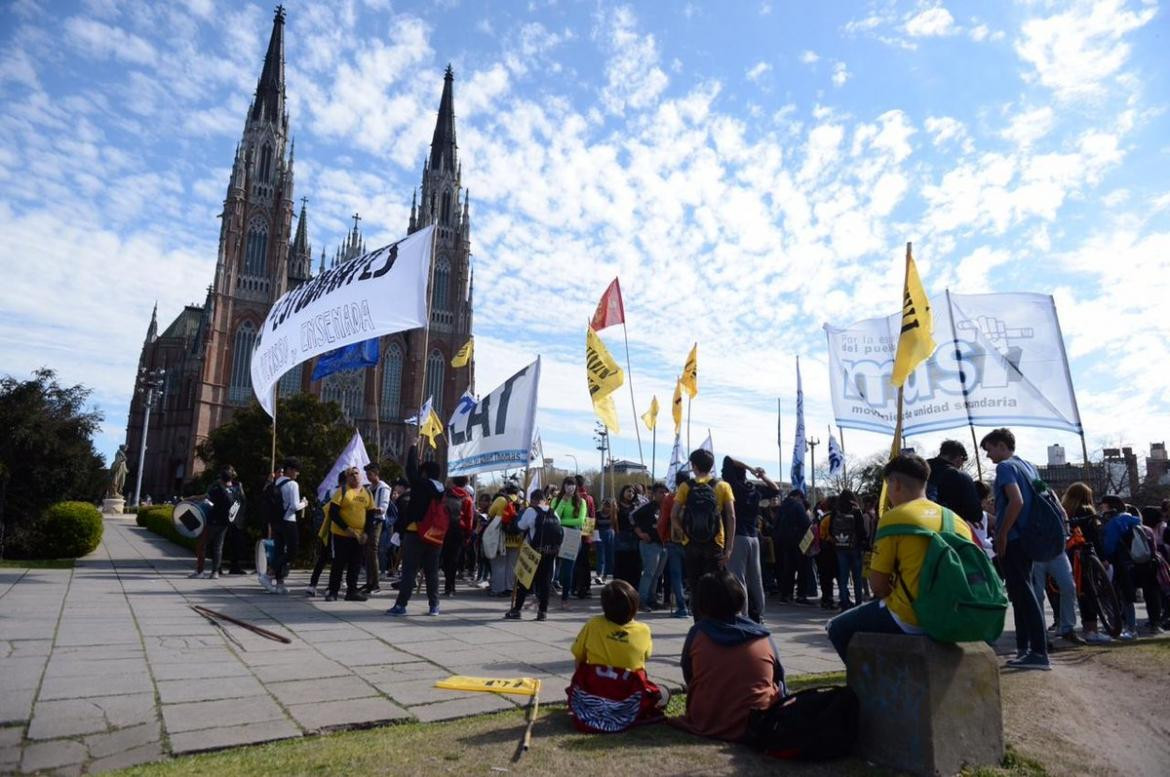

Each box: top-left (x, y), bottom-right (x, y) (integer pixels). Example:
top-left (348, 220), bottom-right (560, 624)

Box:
top-left (278, 478), bottom-right (301, 522)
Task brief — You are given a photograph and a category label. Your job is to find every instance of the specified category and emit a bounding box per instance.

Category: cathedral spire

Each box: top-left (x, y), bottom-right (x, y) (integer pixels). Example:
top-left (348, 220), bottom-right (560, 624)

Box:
top-left (251, 5), bottom-right (287, 126)
top-left (146, 301), bottom-right (158, 343)
top-left (288, 197), bottom-right (311, 284)
top-left (428, 65), bottom-right (458, 175)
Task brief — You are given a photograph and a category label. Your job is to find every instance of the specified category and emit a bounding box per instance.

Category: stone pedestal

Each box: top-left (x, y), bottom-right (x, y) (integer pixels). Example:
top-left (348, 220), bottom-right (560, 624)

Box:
top-left (101, 497), bottom-right (127, 515)
top-left (846, 633), bottom-right (1003, 776)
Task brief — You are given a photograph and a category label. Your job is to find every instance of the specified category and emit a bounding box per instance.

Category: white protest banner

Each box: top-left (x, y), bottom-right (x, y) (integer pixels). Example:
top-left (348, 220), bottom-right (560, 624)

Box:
top-left (446, 358), bottom-right (541, 476)
top-left (250, 225), bottom-right (435, 416)
top-left (558, 527), bottom-right (582, 561)
top-left (824, 292), bottom-right (1082, 436)
top-left (316, 430), bottom-right (370, 503)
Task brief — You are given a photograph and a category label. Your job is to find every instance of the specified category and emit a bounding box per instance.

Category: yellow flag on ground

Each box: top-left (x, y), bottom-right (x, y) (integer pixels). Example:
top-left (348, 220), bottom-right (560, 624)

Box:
top-left (672, 378), bottom-right (683, 436)
top-left (419, 406), bottom-right (444, 449)
top-left (450, 337), bottom-right (473, 368)
top-left (890, 245), bottom-right (935, 388)
top-left (641, 395), bottom-right (659, 431)
top-left (680, 342), bottom-right (698, 398)
top-left (435, 675), bottom-right (540, 697)
top-left (586, 327), bottom-right (624, 433)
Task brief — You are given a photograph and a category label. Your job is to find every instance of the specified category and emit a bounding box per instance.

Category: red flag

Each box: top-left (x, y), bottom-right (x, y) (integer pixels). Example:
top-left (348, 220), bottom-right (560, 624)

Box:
top-left (589, 278), bottom-right (625, 331)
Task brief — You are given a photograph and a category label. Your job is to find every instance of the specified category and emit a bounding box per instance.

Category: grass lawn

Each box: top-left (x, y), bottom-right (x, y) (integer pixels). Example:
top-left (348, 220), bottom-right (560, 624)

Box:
top-left (107, 670), bottom-right (1042, 777)
top-left (0, 558), bottom-right (75, 569)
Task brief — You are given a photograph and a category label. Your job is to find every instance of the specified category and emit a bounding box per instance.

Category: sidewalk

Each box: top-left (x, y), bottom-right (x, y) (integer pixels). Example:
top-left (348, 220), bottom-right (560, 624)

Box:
top-left (0, 515), bottom-right (846, 774)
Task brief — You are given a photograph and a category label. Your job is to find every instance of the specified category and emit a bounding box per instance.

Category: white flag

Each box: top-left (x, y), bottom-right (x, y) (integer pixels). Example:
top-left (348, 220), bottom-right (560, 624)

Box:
top-left (665, 434), bottom-right (686, 489)
top-left (790, 356), bottom-right (807, 495)
top-left (527, 467), bottom-right (542, 498)
top-left (828, 434), bottom-right (845, 478)
top-left (251, 226), bottom-right (435, 417)
top-left (316, 430), bottom-right (370, 503)
top-left (701, 430), bottom-right (714, 460)
top-left (530, 430), bottom-right (545, 466)
top-left (447, 359), bottom-right (541, 476)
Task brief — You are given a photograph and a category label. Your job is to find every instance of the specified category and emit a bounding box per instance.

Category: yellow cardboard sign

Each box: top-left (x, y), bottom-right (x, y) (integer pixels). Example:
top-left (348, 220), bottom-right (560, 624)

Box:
top-left (435, 675), bottom-right (540, 697)
top-left (514, 542), bottom-right (541, 589)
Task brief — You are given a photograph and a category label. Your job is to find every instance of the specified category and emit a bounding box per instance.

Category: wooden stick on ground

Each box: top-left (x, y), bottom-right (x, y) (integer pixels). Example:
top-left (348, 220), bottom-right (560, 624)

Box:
top-left (190, 605), bottom-right (291, 644)
top-left (520, 679), bottom-right (542, 754)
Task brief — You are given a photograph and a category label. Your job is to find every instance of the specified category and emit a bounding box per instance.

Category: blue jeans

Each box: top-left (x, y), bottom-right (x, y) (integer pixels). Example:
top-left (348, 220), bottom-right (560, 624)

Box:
top-left (1003, 538), bottom-right (1046, 657)
top-left (558, 544), bottom-right (581, 601)
top-left (835, 548), bottom-right (863, 608)
top-left (1030, 552), bottom-right (1076, 634)
top-left (665, 542), bottom-right (687, 614)
top-left (597, 528), bottom-right (615, 578)
top-left (638, 541), bottom-right (666, 607)
top-left (826, 599), bottom-right (904, 661)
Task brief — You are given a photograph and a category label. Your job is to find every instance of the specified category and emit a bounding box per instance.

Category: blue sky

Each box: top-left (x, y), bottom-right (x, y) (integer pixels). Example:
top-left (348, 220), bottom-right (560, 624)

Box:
top-left (1, 0), bottom-right (1168, 482)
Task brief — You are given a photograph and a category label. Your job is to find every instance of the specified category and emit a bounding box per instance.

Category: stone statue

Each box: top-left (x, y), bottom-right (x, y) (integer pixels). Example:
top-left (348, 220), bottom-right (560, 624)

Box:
top-left (108, 445), bottom-right (129, 498)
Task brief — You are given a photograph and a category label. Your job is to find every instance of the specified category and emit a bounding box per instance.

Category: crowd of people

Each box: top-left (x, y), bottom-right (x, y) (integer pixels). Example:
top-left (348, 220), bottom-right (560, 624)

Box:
top-left (186, 427), bottom-right (1170, 742)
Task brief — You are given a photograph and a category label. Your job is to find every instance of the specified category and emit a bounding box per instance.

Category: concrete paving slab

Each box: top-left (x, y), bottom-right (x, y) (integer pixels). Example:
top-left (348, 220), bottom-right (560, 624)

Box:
top-left (83, 721), bottom-right (161, 759)
top-left (88, 742), bottom-right (165, 774)
top-left (168, 718), bottom-right (301, 755)
top-left (409, 692), bottom-right (517, 722)
top-left (267, 675), bottom-right (381, 706)
top-left (156, 675), bottom-right (265, 704)
top-left (0, 688), bottom-right (36, 725)
top-left (287, 696), bottom-right (411, 731)
top-left (162, 695), bottom-right (287, 733)
top-left (20, 739), bottom-right (87, 773)
top-left (39, 672), bottom-right (154, 700)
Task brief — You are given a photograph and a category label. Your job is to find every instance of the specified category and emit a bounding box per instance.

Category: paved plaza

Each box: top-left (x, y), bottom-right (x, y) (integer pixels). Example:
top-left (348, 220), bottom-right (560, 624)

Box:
top-left (1, 514), bottom-right (846, 774)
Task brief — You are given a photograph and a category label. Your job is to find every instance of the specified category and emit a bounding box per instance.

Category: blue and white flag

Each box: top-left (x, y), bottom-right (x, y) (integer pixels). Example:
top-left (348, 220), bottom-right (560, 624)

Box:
top-left (448, 389), bottom-right (476, 428)
top-left (665, 434), bottom-right (686, 489)
top-left (311, 337), bottom-right (379, 382)
top-left (790, 357), bottom-right (807, 495)
top-left (447, 359), bottom-right (541, 476)
top-left (827, 433), bottom-right (844, 478)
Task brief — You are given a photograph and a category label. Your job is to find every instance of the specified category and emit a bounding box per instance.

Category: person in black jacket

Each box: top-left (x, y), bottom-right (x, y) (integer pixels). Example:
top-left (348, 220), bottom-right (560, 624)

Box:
top-left (205, 467), bottom-right (243, 579)
top-left (926, 440), bottom-right (982, 526)
top-left (386, 444), bottom-right (445, 616)
top-left (772, 490), bottom-right (812, 604)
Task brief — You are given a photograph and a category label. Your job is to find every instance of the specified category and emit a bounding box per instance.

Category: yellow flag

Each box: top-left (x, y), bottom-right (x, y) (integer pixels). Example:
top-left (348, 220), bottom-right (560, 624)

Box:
top-left (672, 378), bottom-right (683, 436)
top-left (419, 407), bottom-right (444, 449)
top-left (890, 246), bottom-right (935, 388)
top-left (585, 327), bottom-right (624, 433)
top-left (680, 342), bottom-right (698, 398)
top-left (641, 395), bottom-right (659, 431)
top-left (435, 675), bottom-right (540, 697)
top-left (450, 337), bottom-right (473, 368)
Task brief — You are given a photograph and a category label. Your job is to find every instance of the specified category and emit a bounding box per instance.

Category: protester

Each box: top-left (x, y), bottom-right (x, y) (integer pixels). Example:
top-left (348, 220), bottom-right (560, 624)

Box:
top-left (927, 440), bottom-right (983, 525)
top-left (970, 481), bottom-right (997, 561)
top-left (1100, 495), bottom-right (1161, 637)
top-left (261, 458), bottom-right (307, 595)
top-left (614, 484), bottom-right (642, 588)
top-left (486, 485), bottom-right (520, 597)
top-left (567, 580), bottom-right (665, 733)
top-left (221, 470), bottom-right (248, 575)
top-left (378, 478), bottom-right (407, 587)
top-left (505, 489), bottom-right (562, 621)
top-left (670, 569), bottom-right (784, 741)
top-left (362, 464), bottom-right (391, 595)
top-left (657, 470), bottom-right (690, 618)
top-left (632, 482), bottom-right (669, 611)
top-left (552, 477), bottom-right (588, 610)
top-left (442, 476), bottom-right (475, 597)
top-left (826, 454), bottom-right (975, 661)
top-left (595, 497), bottom-right (616, 583)
top-left (204, 466), bottom-right (242, 579)
top-left (325, 466), bottom-right (373, 602)
top-left (573, 474), bottom-right (597, 597)
top-left (306, 471), bottom-right (346, 597)
top-left (830, 490), bottom-right (867, 610)
top-left (981, 428), bottom-right (1050, 669)
top-left (815, 502), bottom-right (838, 609)
top-left (723, 457), bottom-right (779, 623)
top-left (773, 489), bottom-right (812, 604)
top-left (386, 445), bottom-right (444, 616)
top-left (1059, 482), bottom-right (1109, 643)
top-left (672, 449), bottom-right (736, 611)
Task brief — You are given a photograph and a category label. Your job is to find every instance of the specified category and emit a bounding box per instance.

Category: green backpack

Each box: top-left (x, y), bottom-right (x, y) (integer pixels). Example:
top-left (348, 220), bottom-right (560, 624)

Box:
top-left (874, 508), bottom-right (1008, 644)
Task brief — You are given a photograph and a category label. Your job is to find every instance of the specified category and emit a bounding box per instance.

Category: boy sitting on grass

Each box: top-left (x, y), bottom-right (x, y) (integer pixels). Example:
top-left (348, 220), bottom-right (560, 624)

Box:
top-left (567, 579), bottom-right (667, 732)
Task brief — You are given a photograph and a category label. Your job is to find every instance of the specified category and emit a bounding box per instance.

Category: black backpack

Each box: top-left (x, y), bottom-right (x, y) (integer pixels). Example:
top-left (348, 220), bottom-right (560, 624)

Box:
top-left (531, 506), bottom-right (564, 556)
top-left (682, 478), bottom-right (721, 543)
top-left (743, 686), bottom-right (859, 760)
top-left (262, 478), bottom-right (288, 525)
top-left (829, 510), bottom-right (857, 549)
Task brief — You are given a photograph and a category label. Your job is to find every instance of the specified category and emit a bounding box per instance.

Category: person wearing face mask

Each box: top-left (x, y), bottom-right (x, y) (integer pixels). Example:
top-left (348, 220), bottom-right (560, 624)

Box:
top-left (552, 477), bottom-right (588, 609)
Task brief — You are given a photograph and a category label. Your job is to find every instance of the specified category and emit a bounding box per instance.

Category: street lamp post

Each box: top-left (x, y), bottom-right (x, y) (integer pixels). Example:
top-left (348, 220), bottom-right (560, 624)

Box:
top-left (562, 454), bottom-right (579, 475)
top-left (594, 423), bottom-right (609, 503)
top-left (132, 368), bottom-right (166, 508)
top-left (807, 436), bottom-right (820, 507)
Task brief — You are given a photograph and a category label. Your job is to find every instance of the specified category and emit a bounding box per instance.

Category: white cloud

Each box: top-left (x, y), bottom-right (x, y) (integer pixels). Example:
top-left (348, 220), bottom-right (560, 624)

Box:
top-left (1001, 106), bottom-right (1055, 148)
top-left (905, 7), bottom-right (957, 37)
top-left (831, 61), bottom-right (850, 87)
top-left (745, 61), bottom-right (771, 83)
top-left (1015, 0), bottom-right (1157, 100)
top-left (64, 17), bottom-right (157, 65)
top-left (599, 6), bottom-right (669, 114)
top-left (800, 50), bottom-right (819, 64)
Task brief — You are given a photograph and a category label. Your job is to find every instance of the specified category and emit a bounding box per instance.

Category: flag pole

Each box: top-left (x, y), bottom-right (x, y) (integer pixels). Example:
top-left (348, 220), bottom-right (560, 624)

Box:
top-left (651, 422), bottom-right (657, 483)
top-left (686, 395), bottom-right (692, 453)
top-left (838, 425), bottom-right (847, 483)
top-left (620, 322), bottom-right (645, 468)
top-left (777, 397), bottom-right (782, 483)
top-left (270, 388), bottom-right (277, 474)
top-left (945, 288), bottom-right (982, 480)
top-left (415, 226), bottom-right (439, 441)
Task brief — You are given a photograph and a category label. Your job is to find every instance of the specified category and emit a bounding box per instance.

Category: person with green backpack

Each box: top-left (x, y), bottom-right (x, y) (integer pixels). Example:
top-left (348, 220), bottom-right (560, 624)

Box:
top-left (826, 454), bottom-right (1007, 662)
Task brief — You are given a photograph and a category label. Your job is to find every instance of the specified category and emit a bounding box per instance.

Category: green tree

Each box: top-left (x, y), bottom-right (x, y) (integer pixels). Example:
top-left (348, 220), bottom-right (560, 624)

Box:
top-left (0, 369), bottom-right (107, 556)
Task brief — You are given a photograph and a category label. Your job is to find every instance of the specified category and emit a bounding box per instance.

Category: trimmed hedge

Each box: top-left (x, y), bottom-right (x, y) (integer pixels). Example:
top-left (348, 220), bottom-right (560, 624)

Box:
top-left (27, 501), bottom-right (104, 559)
top-left (135, 505), bottom-right (198, 552)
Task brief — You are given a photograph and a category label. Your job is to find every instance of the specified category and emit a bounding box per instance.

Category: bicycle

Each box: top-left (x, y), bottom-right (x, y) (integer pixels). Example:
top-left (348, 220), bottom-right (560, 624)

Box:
top-left (1064, 527), bottom-right (1124, 638)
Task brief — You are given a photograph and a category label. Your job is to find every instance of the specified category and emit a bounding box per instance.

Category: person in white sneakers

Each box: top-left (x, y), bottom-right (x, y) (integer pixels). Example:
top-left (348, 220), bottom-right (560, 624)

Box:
top-left (260, 458), bottom-right (306, 594)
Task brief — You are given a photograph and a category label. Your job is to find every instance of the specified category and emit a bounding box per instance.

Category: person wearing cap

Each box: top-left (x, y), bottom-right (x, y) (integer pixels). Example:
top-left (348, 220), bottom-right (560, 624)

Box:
top-left (386, 444), bottom-right (445, 616)
top-left (263, 457), bottom-right (307, 594)
top-left (363, 463), bottom-right (391, 594)
top-left (204, 466), bottom-right (243, 579)
top-left (926, 440), bottom-right (982, 526)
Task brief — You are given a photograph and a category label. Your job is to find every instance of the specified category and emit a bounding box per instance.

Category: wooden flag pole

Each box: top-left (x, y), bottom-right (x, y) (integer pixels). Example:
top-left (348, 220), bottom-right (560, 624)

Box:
top-left (686, 395), bottom-right (692, 453)
top-left (945, 288), bottom-right (982, 480)
top-left (777, 397), bottom-right (782, 483)
top-left (838, 425), bottom-right (847, 483)
top-left (415, 226), bottom-right (440, 442)
top-left (269, 387), bottom-right (278, 474)
top-left (651, 423), bottom-right (657, 482)
top-left (620, 322), bottom-right (645, 468)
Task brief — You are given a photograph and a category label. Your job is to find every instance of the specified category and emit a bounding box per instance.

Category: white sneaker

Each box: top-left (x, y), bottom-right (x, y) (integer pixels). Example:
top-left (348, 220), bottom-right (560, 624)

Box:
top-left (1119, 629), bottom-right (1137, 641)
top-left (305, 586), bottom-right (318, 597)
top-left (200, 571), bottom-right (212, 579)
top-left (258, 573), bottom-right (275, 593)
top-left (187, 570), bottom-right (203, 578)
top-left (275, 583), bottom-right (288, 595)
top-left (1084, 630), bottom-right (1112, 644)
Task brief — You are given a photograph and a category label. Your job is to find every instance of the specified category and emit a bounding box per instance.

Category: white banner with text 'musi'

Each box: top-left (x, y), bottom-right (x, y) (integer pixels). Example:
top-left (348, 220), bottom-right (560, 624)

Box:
top-left (250, 225), bottom-right (434, 416)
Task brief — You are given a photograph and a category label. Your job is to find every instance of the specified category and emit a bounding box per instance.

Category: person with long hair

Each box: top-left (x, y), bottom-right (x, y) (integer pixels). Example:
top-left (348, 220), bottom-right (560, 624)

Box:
top-left (596, 497), bottom-right (617, 582)
top-left (1061, 482), bottom-right (1109, 643)
top-left (551, 477), bottom-right (588, 609)
top-left (614, 484), bottom-right (642, 588)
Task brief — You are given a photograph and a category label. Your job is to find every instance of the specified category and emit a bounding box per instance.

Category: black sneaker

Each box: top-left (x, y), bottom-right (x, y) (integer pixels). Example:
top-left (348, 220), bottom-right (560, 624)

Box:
top-left (535, 611), bottom-right (547, 621)
top-left (324, 593), bottom-right (338, 602)
top-left (504, 610), bottom-right (521, 620)
top-left (345, 591), bottom-right (369, 602)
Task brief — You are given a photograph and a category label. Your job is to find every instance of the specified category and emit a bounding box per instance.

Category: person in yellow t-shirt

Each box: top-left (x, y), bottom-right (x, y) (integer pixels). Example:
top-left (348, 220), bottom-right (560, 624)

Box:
top-left (571, 579), bottom-right (653, 669)
top-left (325, 467), bottom-right (374, 602)
top-left (826, 454), bottom-right (973, 660)
top-left (671, 449), bottom-right (736, 613)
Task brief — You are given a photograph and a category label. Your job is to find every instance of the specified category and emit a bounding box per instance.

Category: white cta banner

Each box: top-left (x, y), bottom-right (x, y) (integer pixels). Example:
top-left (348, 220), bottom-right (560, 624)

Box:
top-left (824, 292), bottom-right (1082, 436)
top-left (250, 225), bottom-right (435, 416)
top-left (447, 358), bottom-right (541, 476)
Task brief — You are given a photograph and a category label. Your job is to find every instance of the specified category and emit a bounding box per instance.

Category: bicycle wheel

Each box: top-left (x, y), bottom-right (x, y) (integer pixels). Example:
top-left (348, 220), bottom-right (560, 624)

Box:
top-left (1085, 555), bottom-right (1123, 638)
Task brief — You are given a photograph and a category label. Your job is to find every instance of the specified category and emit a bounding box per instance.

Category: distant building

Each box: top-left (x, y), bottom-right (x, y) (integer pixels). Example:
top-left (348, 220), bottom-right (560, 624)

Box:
top-left (1146, 442), bottom-right (1168, 485)
top-left (611, 459), bottom-right (649, 476)
top-left (1047, 444), bottom-right (1066, 466)
top-left (1036, 461), bottom-right (1107, 499)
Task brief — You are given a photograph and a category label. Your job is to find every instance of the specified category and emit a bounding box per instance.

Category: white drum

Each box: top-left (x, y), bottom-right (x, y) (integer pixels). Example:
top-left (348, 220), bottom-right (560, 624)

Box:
top-left (172, 499), bottom-right (211, 539)
top-left (255, 539), bottom-right (276, 576)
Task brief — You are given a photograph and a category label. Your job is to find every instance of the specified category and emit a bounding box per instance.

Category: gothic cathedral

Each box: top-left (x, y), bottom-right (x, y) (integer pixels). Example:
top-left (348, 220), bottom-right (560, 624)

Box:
top-left (125, 7), bottom-right (474, 498)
